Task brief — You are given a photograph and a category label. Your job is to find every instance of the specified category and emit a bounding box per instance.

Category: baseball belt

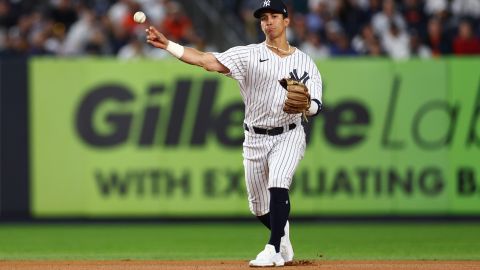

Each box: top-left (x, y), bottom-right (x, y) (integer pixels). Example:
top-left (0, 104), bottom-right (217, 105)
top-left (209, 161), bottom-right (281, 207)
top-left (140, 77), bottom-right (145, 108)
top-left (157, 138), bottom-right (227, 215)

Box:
top-left (243, 123), bottom-right (297, 136)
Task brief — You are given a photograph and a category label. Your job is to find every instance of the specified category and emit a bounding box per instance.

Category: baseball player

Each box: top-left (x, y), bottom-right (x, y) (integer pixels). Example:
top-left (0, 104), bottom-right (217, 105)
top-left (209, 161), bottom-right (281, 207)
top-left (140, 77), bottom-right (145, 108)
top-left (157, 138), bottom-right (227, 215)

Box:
top-left (146, 0), bottom-right (322, 267)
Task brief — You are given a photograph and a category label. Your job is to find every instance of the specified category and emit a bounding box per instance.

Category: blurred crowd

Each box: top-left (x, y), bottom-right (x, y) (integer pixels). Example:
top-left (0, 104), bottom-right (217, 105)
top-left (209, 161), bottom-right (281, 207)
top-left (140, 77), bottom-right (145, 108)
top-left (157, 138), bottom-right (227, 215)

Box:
top-left (0, 0), bottom-right (201, 59)
top-left (233, 0), bottom-right (480, 59)
top-left (0, 0), bottom-right (479, 59)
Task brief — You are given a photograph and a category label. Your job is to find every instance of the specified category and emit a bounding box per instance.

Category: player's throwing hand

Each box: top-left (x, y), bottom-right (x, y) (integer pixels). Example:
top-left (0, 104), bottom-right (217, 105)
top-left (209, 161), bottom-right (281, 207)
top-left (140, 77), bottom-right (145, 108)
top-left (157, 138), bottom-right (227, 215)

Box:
top-left (145, 26), bottom-right (168, 49)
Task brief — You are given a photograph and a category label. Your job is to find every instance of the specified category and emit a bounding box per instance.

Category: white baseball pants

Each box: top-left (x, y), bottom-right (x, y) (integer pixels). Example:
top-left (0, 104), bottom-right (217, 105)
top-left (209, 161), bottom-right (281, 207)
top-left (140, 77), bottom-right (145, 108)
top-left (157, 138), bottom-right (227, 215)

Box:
top-left (242, 126), bottom-right (306, 216)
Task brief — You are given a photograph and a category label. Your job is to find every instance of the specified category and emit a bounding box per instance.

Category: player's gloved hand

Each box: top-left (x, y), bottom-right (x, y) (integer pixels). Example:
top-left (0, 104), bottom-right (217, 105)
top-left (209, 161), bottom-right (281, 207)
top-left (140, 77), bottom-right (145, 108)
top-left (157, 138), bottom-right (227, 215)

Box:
top-left (279, 78), bottom-right (311, 120)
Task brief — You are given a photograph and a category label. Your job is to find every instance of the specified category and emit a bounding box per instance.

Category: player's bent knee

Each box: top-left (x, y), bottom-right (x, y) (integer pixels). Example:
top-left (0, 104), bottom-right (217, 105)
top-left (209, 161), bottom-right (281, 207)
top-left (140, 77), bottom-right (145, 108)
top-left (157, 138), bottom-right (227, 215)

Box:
top-left (249, 204), bottom-right (269, 216)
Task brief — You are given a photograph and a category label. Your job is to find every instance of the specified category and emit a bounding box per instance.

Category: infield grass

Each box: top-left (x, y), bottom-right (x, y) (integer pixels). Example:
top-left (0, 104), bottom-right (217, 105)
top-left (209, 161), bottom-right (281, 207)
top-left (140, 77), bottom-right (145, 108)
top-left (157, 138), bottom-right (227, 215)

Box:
top-left (0, 222), bottom-right (479, 260)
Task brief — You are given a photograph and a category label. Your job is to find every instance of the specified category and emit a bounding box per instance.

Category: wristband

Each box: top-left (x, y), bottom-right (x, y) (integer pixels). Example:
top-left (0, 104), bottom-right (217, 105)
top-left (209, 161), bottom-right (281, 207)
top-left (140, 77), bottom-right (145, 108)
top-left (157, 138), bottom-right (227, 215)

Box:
top-left (307, 99), bottom-right (322, 116)
top-left (166, 40), bottom-right (184, 58)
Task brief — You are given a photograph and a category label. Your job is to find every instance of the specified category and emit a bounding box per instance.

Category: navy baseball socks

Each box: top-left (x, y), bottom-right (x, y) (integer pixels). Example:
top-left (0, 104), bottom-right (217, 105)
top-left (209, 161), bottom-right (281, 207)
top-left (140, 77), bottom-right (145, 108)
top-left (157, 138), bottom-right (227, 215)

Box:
top-left (252, 188), bottom-right (294, 265)
top-left (257, 213), bottom-right (271, 230)
top-left (267, 188), bottom-right (290, 252)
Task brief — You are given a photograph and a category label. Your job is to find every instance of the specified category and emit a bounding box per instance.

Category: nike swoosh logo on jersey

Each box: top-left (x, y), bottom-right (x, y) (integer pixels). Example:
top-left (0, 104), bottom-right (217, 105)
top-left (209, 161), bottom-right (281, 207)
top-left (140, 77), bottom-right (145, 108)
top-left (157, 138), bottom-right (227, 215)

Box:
top-left (259, 58), bottom-right (269, 62)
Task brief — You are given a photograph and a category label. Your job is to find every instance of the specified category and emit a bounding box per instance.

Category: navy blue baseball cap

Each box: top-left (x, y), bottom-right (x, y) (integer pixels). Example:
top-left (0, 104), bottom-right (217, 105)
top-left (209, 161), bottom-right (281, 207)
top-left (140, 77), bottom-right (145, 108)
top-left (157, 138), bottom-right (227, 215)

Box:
top-left (254, 0), bottom-right (288, 18)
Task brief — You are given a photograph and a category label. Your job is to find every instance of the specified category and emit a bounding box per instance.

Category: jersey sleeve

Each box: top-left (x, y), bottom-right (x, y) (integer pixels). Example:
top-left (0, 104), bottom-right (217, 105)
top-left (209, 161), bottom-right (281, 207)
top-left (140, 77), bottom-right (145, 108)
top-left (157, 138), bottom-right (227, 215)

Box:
top-left (306, 61), bottom-right (323, 115)
top-left (212, 46), bottom-right (250, 82)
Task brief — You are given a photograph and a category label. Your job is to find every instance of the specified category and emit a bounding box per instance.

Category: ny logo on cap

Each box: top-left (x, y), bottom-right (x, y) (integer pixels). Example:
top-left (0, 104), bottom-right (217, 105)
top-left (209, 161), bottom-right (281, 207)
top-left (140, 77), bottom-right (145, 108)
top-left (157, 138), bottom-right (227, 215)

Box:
top-left (263, 0), bottom-right (270, 7)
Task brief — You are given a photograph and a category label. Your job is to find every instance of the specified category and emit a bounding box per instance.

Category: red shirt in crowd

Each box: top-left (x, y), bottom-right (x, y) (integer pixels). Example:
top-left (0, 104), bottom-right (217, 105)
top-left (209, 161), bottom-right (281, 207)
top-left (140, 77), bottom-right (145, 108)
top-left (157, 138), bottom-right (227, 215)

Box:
top-left (453, 36), bottom-right (480, 55)
top-left (162, 15), bottom-right (192, 43)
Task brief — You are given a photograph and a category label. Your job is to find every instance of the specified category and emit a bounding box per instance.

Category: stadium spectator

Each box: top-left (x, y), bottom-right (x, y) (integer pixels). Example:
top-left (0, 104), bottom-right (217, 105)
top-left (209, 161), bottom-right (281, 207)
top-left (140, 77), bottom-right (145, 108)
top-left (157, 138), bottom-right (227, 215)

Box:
top-left (239, 0), bottom-right (263, 43)
top-left (141, 0), bottom-right (168, 26)
top-left (355, 0), bottom-right (370, 11)
top-left (381, 21), bottom-right (410, 59)
top-left (324, 20), bottom-right (343, 46)
top-left (60, 8), bottom-right (96, 55)
top-left (117, 35), bottom-right (145, 59)
top-left (287, 0), bottom-right (309, 15)
top-left (452, 20), bottom-right (480, 55)
top-left (363, 0), bottom-right (383, 22)
top-left (409, 29), bottom-right (432, 58)
top-left (48, 0), bottom-right (78, 32)
top-left (107, 22), bottom-right (131, 55)
top-left (425, 16), bottom-right (452, 56)
top-left (308, 0), bottom-right (335, 14)
top-left (371, 0), bottom-right (406, 35)
top-left (0, 0), bottom-right (17, 29)
top-left (108, 0), bottom-right (131, 27)
top-left (401, 0), bottom-right (427, 36)
top-left (289, 13), bottom-right (308, 46)
top-left (3, 13), bottom-right (33, 55)
top-left (451, 0), bottom-right (480, 20)
top-left (364, 0), bottom-right (383, 17)
top-left (29, 30), bottom-right (52, 55)
top-left (84, 27), bottom-right (111, 55)
top-left (300, 31), bottom-right (330, 58)
top-left (330, 33), bottom-right (357, 56)
top-left (305, 1), bottom-right (327, 35)
top-left (161, 1), bottom-right (198, 45)
top-left (424, 0), bottom-right (448, 18)
top-left (366, 38), bottom-right (384, 56)
top-left (352, 23), bottom-right (379, 54)
top-left (121, 2), bottom-right (143, 35)
top-left (334, 0), bottom-right (368, 38)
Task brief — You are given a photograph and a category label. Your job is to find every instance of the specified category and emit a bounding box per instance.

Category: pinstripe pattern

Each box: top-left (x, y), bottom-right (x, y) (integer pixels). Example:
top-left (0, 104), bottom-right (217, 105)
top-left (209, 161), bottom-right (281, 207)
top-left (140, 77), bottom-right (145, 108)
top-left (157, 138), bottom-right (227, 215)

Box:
top-left (214, 43), bottom-right (322, 216)
top-left (213, 43), bottom-right (322, 128)
top-left (243, 127), bottom-right (305, 215)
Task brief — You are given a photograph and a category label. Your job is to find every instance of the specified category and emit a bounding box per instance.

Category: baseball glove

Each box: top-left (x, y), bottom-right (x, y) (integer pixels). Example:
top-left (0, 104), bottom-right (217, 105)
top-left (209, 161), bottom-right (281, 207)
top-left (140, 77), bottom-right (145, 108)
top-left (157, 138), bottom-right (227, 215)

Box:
top-left (279, 78), bottom-right (311, 118)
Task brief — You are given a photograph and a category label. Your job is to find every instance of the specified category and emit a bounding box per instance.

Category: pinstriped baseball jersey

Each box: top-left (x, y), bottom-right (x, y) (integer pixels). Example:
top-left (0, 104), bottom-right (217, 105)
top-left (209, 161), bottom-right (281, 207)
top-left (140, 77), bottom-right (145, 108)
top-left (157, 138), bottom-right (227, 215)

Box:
top-left (213, 43), bottom-right (323, 128)
top-left (213, 43), bottom-right (323, 216)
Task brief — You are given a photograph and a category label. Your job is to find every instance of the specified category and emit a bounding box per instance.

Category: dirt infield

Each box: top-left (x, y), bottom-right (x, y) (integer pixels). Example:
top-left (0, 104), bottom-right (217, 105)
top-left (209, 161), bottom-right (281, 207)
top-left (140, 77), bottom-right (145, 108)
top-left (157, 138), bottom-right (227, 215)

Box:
top-left (1, 260), bottom-right (480, 270)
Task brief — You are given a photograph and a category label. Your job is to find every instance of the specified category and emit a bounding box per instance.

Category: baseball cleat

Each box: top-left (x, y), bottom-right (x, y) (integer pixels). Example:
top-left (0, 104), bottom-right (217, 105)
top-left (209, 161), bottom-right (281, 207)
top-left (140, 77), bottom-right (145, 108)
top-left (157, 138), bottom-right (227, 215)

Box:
top-left (280, 221), bottom-right (294, 263)
top-left (249, 244), bottom-right (285, 267)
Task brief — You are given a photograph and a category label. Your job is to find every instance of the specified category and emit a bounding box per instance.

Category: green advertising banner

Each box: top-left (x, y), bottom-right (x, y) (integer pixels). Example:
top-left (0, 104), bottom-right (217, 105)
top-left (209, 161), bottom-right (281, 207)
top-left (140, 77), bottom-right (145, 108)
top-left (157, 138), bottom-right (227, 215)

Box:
top-left (30, 58), bottom-right (480, 217)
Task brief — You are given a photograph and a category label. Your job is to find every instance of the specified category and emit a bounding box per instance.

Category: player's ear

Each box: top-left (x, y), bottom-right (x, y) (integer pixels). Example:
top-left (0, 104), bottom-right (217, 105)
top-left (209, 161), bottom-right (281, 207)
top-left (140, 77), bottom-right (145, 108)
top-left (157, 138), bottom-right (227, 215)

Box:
top-left (284, 17), bottom-right (290, 27)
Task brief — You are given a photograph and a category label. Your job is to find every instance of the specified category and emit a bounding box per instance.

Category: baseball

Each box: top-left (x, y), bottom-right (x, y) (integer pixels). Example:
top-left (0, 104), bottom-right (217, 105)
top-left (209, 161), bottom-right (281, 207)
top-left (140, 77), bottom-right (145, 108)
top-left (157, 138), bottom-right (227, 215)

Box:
top-left (133, 11), bottom-right (146, 23)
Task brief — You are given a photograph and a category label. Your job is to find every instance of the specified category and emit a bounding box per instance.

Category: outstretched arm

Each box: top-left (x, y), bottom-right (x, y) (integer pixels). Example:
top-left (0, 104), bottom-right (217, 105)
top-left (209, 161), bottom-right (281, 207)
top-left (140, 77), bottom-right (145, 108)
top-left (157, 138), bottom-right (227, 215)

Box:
top-left (146, 26), bottom-right (229, 74)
